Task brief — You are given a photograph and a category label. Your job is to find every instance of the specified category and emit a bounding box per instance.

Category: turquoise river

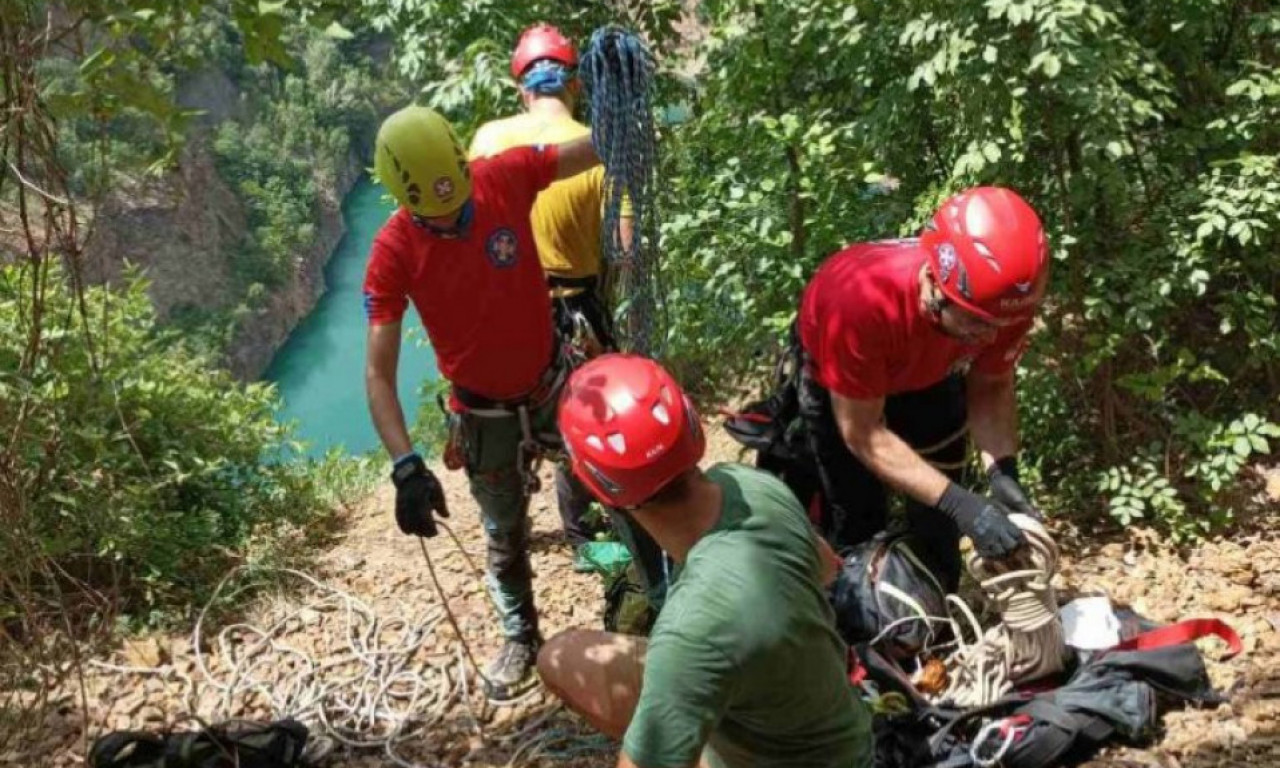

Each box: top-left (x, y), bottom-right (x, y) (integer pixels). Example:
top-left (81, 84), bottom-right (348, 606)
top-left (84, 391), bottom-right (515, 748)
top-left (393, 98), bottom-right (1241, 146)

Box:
top-left (265, 178), bottom-right (436, 457)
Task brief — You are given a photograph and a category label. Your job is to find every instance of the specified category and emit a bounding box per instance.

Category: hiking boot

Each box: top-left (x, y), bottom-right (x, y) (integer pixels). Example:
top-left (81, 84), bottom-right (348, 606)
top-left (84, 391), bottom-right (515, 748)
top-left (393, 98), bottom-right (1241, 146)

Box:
top-left (483, 634), bottom-right (541, 701)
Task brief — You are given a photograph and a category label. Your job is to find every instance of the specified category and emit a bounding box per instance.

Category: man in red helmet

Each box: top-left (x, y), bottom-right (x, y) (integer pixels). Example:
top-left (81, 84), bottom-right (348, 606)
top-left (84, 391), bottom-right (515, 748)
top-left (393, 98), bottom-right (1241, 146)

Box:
top-left (539, 354), bottom-right (873, 768)
top-left (796, 186), bottom-right (1049, 590)
top-left (470, 23), bottom-right (644, 571)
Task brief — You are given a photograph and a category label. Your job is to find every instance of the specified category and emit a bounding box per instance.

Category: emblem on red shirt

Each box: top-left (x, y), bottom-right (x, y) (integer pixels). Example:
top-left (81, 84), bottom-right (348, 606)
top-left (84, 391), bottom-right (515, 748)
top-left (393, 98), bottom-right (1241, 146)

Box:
top-left (433, 176), bottom-right (455, 200)
top-left (486, 227), bottom-right (519, 269)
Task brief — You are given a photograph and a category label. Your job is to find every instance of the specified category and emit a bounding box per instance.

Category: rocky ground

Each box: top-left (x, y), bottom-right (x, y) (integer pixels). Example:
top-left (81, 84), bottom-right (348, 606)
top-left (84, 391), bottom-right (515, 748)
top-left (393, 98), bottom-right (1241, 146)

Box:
top-left (14, 431), bottom-right (1280, 768)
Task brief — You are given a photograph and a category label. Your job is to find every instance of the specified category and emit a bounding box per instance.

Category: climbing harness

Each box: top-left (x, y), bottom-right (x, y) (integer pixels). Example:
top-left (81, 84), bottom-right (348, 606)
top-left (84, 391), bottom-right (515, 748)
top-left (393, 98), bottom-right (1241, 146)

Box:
top-left (581, 26), bottom-right (664, 355)
top-left (451, 345), bottom-right (573, 494)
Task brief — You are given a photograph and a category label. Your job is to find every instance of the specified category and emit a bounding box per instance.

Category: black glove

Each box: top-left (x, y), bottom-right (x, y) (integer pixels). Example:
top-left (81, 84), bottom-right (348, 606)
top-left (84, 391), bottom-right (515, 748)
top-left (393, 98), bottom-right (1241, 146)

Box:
top-left (987, 456), bottom-right (1043, 521)
top-left (391, 453), bottom-right (449, 537)
top-left (936, 482), bottom-right (1026, 559)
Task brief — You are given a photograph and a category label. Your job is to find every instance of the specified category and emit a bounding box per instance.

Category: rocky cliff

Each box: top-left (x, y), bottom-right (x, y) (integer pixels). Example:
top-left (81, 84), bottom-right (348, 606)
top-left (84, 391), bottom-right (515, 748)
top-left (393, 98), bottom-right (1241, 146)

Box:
top-left (85, 66), bottom-right (367, 380)
top-left (224, 148), bottom-right (363, 379)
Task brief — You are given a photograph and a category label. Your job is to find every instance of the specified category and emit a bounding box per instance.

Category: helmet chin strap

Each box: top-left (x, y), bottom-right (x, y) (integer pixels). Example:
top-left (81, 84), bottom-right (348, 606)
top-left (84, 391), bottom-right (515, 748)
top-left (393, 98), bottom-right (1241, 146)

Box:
top-left (413, 199), bottom-right (475, 238)
top-left (920, 266), bottom-right (949, 324)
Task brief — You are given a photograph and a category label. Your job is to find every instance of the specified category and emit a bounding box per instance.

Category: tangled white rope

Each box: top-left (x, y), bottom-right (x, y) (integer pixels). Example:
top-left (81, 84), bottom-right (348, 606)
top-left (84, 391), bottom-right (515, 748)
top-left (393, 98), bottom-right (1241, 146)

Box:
top-left (939, 513), bottom-right (1070, 708)
top-left (190, 565), bottom-right (458, 766)
top-left (87, 520), bottom-right (612, 767)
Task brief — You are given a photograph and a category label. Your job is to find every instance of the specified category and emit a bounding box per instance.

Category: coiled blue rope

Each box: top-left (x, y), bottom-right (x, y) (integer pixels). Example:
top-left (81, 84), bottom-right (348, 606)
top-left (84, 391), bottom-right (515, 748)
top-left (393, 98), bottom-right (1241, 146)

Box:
top-left (582, 26), bottom-right (663, 355)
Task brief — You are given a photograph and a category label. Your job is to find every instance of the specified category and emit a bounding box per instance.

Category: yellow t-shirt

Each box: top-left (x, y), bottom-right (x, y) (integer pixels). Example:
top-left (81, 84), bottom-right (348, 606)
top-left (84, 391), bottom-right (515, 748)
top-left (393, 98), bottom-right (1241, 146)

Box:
top-left (470, 114), bottom-right (605, 280)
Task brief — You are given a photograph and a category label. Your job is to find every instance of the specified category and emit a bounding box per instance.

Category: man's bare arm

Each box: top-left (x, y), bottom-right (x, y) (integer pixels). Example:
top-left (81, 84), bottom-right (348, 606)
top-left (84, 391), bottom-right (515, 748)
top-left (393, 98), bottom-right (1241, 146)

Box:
top-left (966, 371), bottom-right (1018, 471)
top-left (831, 391), bottom-right (952, 507)
top-left (366, 322), bottom-right (413, 459)
top-left (556, 135), bottom-right (602, 180)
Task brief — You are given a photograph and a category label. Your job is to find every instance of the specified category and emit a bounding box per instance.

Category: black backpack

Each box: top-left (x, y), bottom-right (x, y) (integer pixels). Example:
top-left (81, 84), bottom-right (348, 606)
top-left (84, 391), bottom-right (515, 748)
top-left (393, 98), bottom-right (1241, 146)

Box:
top-left (832, 532), bottom-right (950, 660)
top-left (88, 719), bottom-right (310, 768)
top-left (722, 330), bottom-right (823, 515)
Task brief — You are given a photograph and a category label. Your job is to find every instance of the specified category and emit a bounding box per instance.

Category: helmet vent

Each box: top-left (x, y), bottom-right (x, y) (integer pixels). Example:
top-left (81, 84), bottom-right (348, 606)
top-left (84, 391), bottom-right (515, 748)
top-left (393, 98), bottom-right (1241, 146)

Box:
top-left (973, 241), bottom-right (1001, 272)
top-left (652, 402), bottom-right (670, 425)
top-left (586, 434), bottom-right (604, 452)
top-left (607, 433), bottom-right (627, 455)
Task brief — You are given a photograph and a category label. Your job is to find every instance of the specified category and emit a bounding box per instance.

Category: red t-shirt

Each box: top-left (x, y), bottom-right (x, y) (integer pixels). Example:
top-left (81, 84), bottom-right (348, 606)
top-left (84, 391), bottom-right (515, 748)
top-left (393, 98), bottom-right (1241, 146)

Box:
top-left (798, 240), bottom-right (1031, 400)
top-left (363, 145), bottom-right (559, 401)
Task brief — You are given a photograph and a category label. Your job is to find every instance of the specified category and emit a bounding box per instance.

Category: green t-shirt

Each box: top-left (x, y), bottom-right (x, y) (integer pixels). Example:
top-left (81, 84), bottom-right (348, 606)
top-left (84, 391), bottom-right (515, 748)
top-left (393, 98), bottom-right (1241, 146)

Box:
top-left (621, 464), bottom-right (873, 768)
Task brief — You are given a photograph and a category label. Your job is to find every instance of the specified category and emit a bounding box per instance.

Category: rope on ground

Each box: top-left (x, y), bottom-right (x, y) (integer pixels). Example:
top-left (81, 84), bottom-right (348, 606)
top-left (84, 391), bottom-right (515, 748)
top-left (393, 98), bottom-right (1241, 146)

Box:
top-left (582, 25), bottom-right (664, 356)
top-left (86, 523), bottom-right (613, 765)
top-left (92, 565), bottom-right (457, 768)
top-left (938, 514), bottom-right (1069, 708)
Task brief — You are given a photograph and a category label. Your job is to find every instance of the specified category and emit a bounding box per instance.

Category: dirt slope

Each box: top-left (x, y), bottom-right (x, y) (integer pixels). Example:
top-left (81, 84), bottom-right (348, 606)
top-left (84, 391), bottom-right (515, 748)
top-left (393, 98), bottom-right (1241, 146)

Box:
top-left (18, 431), bottom-right (1280, 767)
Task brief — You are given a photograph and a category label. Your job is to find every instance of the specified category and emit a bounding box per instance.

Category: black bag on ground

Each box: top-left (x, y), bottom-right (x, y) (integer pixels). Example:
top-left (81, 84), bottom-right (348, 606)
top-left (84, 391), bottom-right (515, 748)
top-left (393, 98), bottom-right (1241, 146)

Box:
top-left (992, 643), bottom-right (1223, 768)
top-left (89, 719), bottom-right (309, 768)
top-left (722, 331), bottom-right (822, 513)
top-left (908, 639), bottom-right (1227, 768)
top-left (832, 532), bottom-right (949, 659)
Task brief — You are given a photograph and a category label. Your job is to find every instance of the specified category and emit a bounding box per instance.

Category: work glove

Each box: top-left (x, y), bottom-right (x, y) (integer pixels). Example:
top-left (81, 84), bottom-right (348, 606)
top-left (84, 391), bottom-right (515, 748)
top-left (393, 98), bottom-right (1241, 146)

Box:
top-left (936, 482), bottom-right (1026, 559)
top-left (391, 453), bottom-right (449, 537)
top-left (987, 456), bottom-right (1043, 521)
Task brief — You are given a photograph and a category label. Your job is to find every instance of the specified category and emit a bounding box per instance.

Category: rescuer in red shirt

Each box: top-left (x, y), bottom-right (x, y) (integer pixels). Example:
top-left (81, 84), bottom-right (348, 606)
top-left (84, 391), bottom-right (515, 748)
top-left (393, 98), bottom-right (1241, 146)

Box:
top-left (363, 105), bottom-right (602, 698)
top-left (797, 186), bottom-right (1049, 590)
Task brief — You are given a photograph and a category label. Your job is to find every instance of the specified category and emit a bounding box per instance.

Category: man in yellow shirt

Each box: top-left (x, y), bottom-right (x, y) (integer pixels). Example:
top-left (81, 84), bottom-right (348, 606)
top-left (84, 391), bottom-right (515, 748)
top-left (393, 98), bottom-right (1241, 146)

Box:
top-left (471, 24), bottom-right (653, 581)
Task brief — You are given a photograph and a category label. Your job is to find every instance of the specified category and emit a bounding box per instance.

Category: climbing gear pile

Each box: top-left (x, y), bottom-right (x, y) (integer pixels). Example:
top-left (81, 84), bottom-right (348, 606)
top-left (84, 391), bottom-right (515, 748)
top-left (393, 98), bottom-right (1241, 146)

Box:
top-left (581, 26), bottom-right (664, 355)
top-left (830, 514), bottom-right (1243, 768)
top-left (88, 523), bottom-right (613, 768)
top-left (831, 533), bottom-right (950, 661)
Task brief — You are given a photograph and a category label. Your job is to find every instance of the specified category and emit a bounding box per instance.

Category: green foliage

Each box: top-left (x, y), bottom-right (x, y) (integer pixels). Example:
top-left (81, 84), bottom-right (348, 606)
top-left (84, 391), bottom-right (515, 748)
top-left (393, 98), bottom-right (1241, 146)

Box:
top-left (649, 0), bottom-right (1280, 535)
top-left (207, 19), bottom-right (394, 316)
top-left (357, 0), bottom-right (682, 130)
top-left (0, 264), bottom-right (345, 615)
top-left (411, 376), bottom-right (453, 457)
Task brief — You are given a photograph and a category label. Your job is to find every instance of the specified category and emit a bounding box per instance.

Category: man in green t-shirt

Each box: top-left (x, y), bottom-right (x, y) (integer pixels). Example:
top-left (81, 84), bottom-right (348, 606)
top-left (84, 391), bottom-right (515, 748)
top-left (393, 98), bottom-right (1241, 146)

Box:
top-left (541, 354), bottom-right (873, 768)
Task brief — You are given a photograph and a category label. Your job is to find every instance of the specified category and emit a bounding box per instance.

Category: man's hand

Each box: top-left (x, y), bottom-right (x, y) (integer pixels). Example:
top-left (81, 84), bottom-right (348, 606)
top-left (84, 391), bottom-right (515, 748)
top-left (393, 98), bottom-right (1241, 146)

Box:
top-left (391, 453), bottom-right (450, 537)
top-left (987, 456), bottom-right (1042, 521)
top-left (936, 483), bottom-right (1026, 559)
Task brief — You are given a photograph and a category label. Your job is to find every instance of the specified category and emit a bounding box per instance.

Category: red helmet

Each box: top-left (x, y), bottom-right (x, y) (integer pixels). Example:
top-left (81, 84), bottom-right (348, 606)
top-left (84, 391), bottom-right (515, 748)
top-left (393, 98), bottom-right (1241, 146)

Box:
top-left (920, 187), bottom-right (1049, 321)
top-left (558, 354), bottom-right (705, 508)
top-left (511, 24), bottom-right (578, 80)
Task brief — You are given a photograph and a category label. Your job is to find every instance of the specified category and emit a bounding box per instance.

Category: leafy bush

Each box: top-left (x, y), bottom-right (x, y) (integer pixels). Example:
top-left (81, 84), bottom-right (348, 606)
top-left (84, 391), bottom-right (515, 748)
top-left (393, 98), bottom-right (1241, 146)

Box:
top-left (647, 0), bottom-right (1280, 536)
top-left (0, 265), bottom-right (340, 616)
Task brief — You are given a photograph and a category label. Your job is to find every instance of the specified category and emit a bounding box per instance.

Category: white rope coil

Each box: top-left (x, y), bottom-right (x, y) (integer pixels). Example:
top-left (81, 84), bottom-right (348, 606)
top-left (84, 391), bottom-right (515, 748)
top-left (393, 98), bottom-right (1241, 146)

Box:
top-left (939, 513), bottom-right (1069, 708)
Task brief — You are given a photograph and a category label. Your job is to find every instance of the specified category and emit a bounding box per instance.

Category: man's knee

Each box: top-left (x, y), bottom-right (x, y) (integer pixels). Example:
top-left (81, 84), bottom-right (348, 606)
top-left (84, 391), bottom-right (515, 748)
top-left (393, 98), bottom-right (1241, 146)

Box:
top-left (536, 630), bottom-right (584, 695)
top-left (538, 630), bottom-right (644, 739)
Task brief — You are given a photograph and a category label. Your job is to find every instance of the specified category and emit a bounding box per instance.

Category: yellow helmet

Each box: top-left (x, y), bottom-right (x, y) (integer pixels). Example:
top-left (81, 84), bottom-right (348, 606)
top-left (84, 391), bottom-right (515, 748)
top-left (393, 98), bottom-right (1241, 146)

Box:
top-left (373, 106), bottom-right (472, 217)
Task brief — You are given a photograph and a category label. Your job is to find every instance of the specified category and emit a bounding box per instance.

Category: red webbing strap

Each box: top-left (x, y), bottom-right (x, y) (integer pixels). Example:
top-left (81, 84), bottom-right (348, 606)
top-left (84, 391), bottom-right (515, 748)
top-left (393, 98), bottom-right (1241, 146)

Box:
top-left (1115, 618), bottom-right (1243, 659)
top-left (848, 646), bottom-right (868, 685)
top-left (718, 407), bottom-right (771, 424)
